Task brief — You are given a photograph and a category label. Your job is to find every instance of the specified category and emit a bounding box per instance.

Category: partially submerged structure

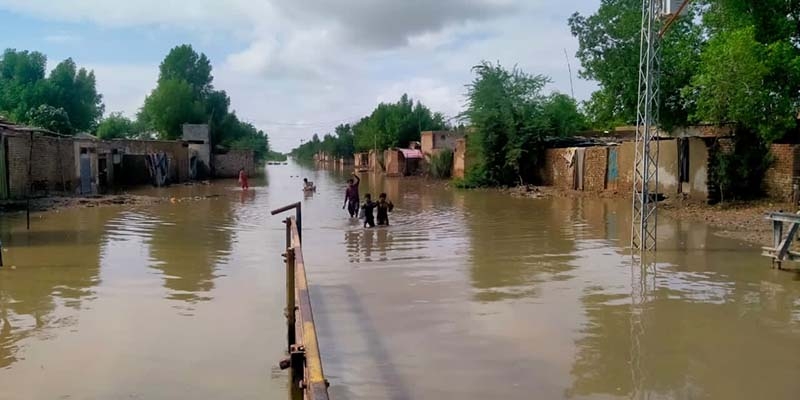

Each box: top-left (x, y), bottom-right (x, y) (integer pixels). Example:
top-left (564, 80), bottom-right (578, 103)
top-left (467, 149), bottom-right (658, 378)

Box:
top-left (182, 124), bottom-right (211, 179)
top-left (421, 130), bottom-right (465, 158)
top-left (384, 148), bottom-right (424, 177)
top-left (0, 120), bottom-right (254, 200)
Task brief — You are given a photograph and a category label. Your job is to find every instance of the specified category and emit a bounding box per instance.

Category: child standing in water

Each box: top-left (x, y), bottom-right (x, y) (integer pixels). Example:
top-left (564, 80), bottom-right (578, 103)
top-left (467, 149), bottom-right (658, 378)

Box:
top-left (238, 167), bottom-right (249, 190)
top-left (362, 194), bottom-right (376, 228)
top-left (342, 173), bottom-right (360, 218)
top-left (376, 193), bottom-right (393, 226)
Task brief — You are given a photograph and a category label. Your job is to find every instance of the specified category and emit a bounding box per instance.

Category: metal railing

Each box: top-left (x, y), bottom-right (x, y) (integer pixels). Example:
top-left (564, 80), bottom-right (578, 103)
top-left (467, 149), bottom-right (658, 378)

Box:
top-left (271, 203), bottom-right (329, 399)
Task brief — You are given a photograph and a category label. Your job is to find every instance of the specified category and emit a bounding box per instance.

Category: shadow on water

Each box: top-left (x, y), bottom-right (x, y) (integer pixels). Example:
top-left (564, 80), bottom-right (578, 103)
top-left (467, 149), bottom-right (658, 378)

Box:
top-left (313, 284), bottom-right (411, 400)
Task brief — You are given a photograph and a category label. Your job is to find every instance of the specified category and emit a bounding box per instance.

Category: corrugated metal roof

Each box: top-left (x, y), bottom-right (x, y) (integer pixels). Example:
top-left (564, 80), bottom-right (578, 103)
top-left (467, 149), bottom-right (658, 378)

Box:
top-left (398, 148), bottom-right (423, 159)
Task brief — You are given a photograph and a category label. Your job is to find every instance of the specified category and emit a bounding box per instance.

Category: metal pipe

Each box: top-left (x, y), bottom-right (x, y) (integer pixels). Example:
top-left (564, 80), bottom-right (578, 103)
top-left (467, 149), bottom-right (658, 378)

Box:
top-left (285, 247), bottom-right (296, 350)
top-left (271, 202), bottom-right (302, 244)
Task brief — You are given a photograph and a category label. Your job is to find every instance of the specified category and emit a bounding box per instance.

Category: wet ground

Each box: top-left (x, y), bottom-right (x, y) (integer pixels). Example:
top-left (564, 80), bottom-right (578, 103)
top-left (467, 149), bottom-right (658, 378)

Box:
top-left (0, 162), bottom-right (798, 399)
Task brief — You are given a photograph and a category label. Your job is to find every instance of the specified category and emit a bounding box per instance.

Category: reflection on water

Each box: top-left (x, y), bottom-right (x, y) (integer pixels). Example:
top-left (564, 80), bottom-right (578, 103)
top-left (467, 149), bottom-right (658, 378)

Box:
top-left (0, 164), bottom-right (798, 399)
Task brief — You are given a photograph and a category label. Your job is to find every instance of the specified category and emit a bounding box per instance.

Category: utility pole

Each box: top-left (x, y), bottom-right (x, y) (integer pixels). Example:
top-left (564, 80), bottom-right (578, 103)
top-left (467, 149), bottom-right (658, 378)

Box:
top-left (631, 0), bottom-right (661, 252)
top-left (631, 0), bottom-right (691, 251)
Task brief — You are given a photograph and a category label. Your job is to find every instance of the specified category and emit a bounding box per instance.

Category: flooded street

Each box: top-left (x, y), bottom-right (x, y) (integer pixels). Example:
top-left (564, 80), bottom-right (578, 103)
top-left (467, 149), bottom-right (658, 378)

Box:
top-left (1, 162), bottom-right (799, 399)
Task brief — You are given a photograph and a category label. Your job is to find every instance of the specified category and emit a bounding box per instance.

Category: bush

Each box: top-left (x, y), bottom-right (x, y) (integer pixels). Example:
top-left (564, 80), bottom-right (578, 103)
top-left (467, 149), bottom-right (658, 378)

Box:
top-left (454, 163), bottom-right (490, 188)
top-left (708, 132), bottom-right (772, 203)
top-left (429, 150), bottom-right (453, 179)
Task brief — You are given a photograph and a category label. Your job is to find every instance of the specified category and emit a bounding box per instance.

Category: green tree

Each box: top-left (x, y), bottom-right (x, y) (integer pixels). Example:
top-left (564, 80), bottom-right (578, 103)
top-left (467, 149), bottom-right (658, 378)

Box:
top-left (0, 49), bottom-right (104, 132)
top-left (45, 58), bottom-right (104, 132)
top-left (352, 94), bottom-right (446, 151)
top-left (465, 62), bottom-right (548, 185)
top-left (0, 49), bottom-right (48, 122)
top-left (26, 104), bottom-right (72, 134)
top-left (541, 93), bottom-right (588, 137)
top-left (686, 2), bottom-right (800, 143)
top-left (141, 78), bottom-right (205, 139)
top-left (140, 45), bottom-right (273, 162)
top-left (96, 112), bottom-right (142, 139)
top-left (568, 0), bottom-right (702, 129)
top-left (157, 44), bottom-right (213, 95)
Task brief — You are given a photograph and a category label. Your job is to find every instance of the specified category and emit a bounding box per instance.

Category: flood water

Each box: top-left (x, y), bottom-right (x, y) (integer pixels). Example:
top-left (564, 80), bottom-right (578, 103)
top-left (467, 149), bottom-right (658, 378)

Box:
top-left (0, 162), bottom-right (798, 400)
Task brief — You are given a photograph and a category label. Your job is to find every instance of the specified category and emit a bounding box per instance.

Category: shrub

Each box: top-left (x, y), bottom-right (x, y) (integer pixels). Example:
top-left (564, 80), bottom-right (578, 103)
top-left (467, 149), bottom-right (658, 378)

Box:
top-left (429, 150), bottom-right (454, 179)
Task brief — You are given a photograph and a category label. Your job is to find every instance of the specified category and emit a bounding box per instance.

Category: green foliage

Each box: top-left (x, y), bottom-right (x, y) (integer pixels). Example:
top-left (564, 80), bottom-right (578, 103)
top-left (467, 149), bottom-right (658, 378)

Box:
top-left (352, 94), bottom-right (446, 151)
top-left (222, 114), bottom-right (269, 161)
top-left (429, 150), bottom-right (453, 179)
top-left (141, 78), bottom-right (205, 139)
top-left (571, 0), bottom-right (800, 140)
top-left (291, 124), bottom-right (355, 161)
top-left (139, 45), bottom-right (273, 161)
top-left (26, 104), bottom-right (72, 134)
top-left (0, 49), bottom-right (103, 133)
top-left (709, 133), bottom-right (772, 203)
top-left (46, 58), bottom-right (104, 132)
top-left (463, 61), bottom-right (586, 186)
top-left (569, 0), bottom-right (702, 129)
top-left (266, 151), bottom-right (287, 162)
top-left (687, 27), bottom-right (800, 143)
top-left (157, 44), bottom-right (213, 95)
top-left (96, 112), bottom-right (143, 139)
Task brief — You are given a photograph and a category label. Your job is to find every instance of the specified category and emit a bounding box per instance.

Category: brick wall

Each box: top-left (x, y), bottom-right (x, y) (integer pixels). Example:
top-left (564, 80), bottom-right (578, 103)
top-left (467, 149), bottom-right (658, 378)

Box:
top-left (6, 133), bottom-right (76, 198)
top-left (584, 147), bottom-right (608, 191)
top-left (541, 148), bottom-right (573, 190)
top-left (764, 143), bottom-right (800, 201)
top-left (213, 150), bottom-right (255, 178)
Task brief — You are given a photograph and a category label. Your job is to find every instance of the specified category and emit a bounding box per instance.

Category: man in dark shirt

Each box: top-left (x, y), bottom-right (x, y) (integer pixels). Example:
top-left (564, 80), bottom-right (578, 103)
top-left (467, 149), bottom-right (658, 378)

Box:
top-left (342, 173), bottom-right (360, 218)
top-left (362, 193), bottom-right (376, 228)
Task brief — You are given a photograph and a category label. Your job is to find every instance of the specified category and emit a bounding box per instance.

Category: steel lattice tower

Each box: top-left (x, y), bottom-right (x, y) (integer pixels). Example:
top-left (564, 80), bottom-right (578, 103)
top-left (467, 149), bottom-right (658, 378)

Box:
top-left (632, 0), bottom-right (662, 251)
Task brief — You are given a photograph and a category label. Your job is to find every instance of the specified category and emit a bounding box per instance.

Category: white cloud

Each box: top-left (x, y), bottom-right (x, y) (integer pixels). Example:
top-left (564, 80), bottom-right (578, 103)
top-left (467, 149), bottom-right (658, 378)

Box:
top-left (1, 0), bottom-right (602, 152)
top-left (43, 33), bottom-right (82, 43)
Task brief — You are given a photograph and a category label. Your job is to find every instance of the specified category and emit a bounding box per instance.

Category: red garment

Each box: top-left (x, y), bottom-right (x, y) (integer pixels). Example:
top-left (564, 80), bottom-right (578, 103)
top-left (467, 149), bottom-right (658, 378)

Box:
top-left (239, 170), bottom-right (249, 190)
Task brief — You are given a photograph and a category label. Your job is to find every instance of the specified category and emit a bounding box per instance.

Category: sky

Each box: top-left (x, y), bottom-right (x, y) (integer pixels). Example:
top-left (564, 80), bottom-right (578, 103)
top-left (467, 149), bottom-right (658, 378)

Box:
top-left (0, 0), bottom-right (599, 152)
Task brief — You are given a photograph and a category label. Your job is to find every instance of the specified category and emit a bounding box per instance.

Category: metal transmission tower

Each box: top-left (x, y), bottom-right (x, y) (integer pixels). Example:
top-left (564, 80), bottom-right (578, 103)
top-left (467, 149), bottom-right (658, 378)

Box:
top-left (631, 0), bottom-right (691, 251)
top-left (631, 0), bottom-right (662, 251)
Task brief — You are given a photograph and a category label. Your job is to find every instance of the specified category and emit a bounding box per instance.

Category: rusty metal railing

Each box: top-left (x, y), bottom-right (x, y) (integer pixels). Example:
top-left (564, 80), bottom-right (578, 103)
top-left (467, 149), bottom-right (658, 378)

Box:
top-left (271, 203), bottom-right (329, 399)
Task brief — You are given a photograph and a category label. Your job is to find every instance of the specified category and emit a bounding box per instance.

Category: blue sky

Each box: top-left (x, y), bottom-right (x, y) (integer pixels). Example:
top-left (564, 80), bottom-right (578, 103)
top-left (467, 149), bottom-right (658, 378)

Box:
top-left (0, 1), bottom-right (599, 152)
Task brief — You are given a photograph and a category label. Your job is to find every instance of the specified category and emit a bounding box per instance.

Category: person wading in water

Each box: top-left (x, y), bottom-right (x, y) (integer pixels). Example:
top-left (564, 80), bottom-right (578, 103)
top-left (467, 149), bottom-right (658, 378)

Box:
top-left (362, 193), bottom-right (376, 228)
top-left (376, 192), bottom-right (394, 226)
top-left (238, 167), bottom-right (249, 190)
top-left (342, 173), bottom-right (360, 218)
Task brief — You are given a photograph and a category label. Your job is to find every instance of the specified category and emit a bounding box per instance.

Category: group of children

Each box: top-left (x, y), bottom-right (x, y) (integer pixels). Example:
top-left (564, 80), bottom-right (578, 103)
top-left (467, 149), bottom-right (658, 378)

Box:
top-left (343, 173), bottom-right (393, 228)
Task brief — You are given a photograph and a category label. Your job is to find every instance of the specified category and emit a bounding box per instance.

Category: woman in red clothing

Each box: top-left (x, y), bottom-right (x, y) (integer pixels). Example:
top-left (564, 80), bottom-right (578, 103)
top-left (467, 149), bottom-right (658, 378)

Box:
top-left (238, 167), bottom-right (249, 190)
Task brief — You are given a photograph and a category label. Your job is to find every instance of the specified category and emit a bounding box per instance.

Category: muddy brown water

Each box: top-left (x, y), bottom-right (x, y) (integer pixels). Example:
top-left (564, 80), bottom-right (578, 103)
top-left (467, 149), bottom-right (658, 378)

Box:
top-left (0, 162), bottom-right (798, 400)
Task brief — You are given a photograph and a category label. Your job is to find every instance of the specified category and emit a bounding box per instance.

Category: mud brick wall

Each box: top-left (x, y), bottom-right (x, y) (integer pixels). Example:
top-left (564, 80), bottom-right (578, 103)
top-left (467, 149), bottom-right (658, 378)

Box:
top-left (764, 143), bottom-right (800, 201)
top-left (7, 133), bottom-right (75, 198)
top-left (583, 147), bottom-right (608, 191)
top-left (213, 150), bottom-right (255, 178)
top-left (541, 148), bottom-right (573, 190)
top-left (617, 142), bottom-right (636, 190)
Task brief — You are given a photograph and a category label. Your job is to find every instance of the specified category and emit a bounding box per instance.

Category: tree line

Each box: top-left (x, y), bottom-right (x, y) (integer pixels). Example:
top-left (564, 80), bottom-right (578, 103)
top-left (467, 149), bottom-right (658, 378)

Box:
top-left (0, 45), bottom-right (281, 162)
top-left (290, 66), bottom-right (587, 186)
top-left (570, 0), bottom-right (800, 199)
top-left (290, 94), bottom-right (448, 161)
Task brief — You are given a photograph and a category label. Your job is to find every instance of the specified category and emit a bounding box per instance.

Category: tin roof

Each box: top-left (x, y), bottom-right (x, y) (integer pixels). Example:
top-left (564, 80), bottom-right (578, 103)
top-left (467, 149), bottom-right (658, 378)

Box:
top-left (398, 148), bottom-right (424, 159)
